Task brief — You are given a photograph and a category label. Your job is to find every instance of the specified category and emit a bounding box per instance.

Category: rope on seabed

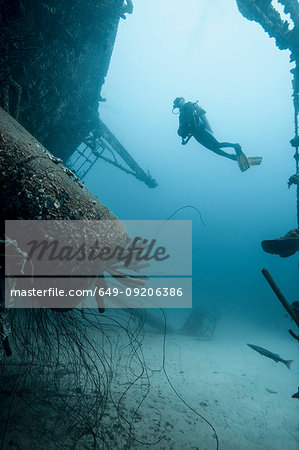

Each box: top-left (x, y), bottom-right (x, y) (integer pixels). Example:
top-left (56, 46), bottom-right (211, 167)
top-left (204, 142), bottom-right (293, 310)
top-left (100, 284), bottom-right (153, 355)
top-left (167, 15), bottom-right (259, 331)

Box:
top-left (159, 307), bottom-right (220, 450)
top-left (113, 296), bottom-right (220, 449)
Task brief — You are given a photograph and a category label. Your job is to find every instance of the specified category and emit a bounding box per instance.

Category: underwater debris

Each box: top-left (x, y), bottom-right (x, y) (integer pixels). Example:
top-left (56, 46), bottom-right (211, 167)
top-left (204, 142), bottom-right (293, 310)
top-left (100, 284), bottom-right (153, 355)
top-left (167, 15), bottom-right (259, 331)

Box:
top-left (261, 268), bottom-right (299, 329)
top-left (265, 388), bottom-right (277, 394)
top-left (292, 387), bottom-right (299, 399)
top-left (0, 106), bottom-right (149, 310)
top-left (260, 269), bottom-right (298, 397)
top-left (288, 329), bottom-right (299, 341)
top-left (236, 1), bottom-right (297, 54)
top-left (247, 343), bottom-right (293, 369)
top-left (288, 301), bottom-right (299, 341)
top-left (290, 301), bottom-right (299, 323)
top-left (69, 121), bottom-right (158, 187)
top-left (261, 228), bottom-right (299, 257)
top-left (288, 173), bottom-right (299, 188)
top-left (180, 307), bottom-right (219, 340)
top-left (136, 306), bottom-right (218, 340)
top-left (0, 0), bottom-right (123, 161)
top-left (236, 0), bottom-right (299, 232)
top-left (290, 136), bottom-right (299, 148)
top-left (0, 0), bottom-right (156, 188)
top-left (0, 107), bottom-right (118, 222)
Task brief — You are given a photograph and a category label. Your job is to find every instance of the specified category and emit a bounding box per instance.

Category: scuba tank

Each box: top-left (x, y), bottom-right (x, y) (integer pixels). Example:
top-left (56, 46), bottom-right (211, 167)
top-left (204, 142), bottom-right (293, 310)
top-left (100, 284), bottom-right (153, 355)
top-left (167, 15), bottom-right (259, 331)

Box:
top-left (178, 102), bottom-right (202, 138)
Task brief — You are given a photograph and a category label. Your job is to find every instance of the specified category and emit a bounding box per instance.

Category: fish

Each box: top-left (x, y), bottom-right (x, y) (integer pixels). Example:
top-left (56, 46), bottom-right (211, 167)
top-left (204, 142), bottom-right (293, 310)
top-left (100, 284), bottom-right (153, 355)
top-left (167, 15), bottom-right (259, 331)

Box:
top-left (292, 387), bottom-right (299, 399)
top-left (247, 343), bottom-right (293, 369)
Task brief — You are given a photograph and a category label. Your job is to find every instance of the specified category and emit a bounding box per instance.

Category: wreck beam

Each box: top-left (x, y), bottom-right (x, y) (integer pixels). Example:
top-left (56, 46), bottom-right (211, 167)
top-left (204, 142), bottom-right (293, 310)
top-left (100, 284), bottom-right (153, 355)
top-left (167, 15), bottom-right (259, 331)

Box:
top-left (95, 120), bottom-right (158, 188)
top-left (0, 107), bottom-right (122, 227)
top-left (261, 268), bottom-right (299, 328)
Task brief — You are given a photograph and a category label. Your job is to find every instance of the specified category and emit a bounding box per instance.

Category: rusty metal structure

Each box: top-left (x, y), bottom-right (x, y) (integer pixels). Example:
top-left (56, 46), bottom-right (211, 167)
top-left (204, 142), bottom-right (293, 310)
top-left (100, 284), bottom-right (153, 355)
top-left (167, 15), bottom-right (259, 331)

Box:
top-left (236, 0), bottom-right (299, 255)
top-left (236, 1), bottom-right (298, 400)
top-left (68, 120), bottom-right (157, 187)
top-left (0, 0), bottom-right (157, 188)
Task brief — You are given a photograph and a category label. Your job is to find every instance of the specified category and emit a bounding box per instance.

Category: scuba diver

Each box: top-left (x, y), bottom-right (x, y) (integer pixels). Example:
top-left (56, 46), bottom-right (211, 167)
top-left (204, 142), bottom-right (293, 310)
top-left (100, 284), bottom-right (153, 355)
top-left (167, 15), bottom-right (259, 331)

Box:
top-left (172, 97), bottom-right (262, 172)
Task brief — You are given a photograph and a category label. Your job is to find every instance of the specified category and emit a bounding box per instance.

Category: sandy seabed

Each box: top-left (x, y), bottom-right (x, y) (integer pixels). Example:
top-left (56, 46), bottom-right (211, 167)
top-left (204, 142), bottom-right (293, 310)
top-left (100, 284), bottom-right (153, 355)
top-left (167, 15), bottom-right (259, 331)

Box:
top-left (1, 316), bottom-right (298, 450)
top-left (109, 319), bottom-right (299, 450)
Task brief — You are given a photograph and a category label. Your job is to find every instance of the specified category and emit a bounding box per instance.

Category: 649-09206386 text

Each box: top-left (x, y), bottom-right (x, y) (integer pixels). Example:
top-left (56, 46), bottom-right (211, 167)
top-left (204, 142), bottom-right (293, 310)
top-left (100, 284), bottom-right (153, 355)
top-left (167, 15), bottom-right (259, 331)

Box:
top-left (9, 286), bottom-right (184, 298)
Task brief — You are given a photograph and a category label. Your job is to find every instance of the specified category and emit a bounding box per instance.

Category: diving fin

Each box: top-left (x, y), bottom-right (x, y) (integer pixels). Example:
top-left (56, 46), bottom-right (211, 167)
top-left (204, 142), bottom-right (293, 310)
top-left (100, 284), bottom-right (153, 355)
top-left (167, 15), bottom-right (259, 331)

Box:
top-left (248, 156), bottom-right (262, 166)
top-left (236, 148), bottom-right (250, 172)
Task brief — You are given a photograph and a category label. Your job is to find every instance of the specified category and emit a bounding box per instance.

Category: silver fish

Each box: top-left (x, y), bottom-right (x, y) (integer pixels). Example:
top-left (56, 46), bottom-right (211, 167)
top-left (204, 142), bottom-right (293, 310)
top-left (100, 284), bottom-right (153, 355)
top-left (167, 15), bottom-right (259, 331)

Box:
top-left (247, 343), bottom-right (293, 369)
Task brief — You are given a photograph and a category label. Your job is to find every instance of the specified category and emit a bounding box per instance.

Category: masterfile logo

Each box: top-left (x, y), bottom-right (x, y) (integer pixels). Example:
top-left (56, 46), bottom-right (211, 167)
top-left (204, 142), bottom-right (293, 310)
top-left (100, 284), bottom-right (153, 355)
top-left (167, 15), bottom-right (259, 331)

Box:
top-left (5, 220), bottom-right (192, 309)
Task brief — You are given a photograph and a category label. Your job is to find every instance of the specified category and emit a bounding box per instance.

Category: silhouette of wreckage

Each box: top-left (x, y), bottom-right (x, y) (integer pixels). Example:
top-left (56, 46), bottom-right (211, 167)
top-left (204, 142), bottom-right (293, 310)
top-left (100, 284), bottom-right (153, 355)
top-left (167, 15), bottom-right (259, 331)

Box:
top-left (236, 0), bottom-right (299, 400)
top-left (140, 306), bottom-right (220, 340)
top-left (262, 228), bottom-right (299, 258)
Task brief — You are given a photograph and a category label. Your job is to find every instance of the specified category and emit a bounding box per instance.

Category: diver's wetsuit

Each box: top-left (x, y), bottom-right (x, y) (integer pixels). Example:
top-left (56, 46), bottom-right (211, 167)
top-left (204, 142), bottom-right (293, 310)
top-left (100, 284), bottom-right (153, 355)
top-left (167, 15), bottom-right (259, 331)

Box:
top-left (178, 102), bottom-right (239, 161)
top-left (178, 102), bottom-right (207, 137)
